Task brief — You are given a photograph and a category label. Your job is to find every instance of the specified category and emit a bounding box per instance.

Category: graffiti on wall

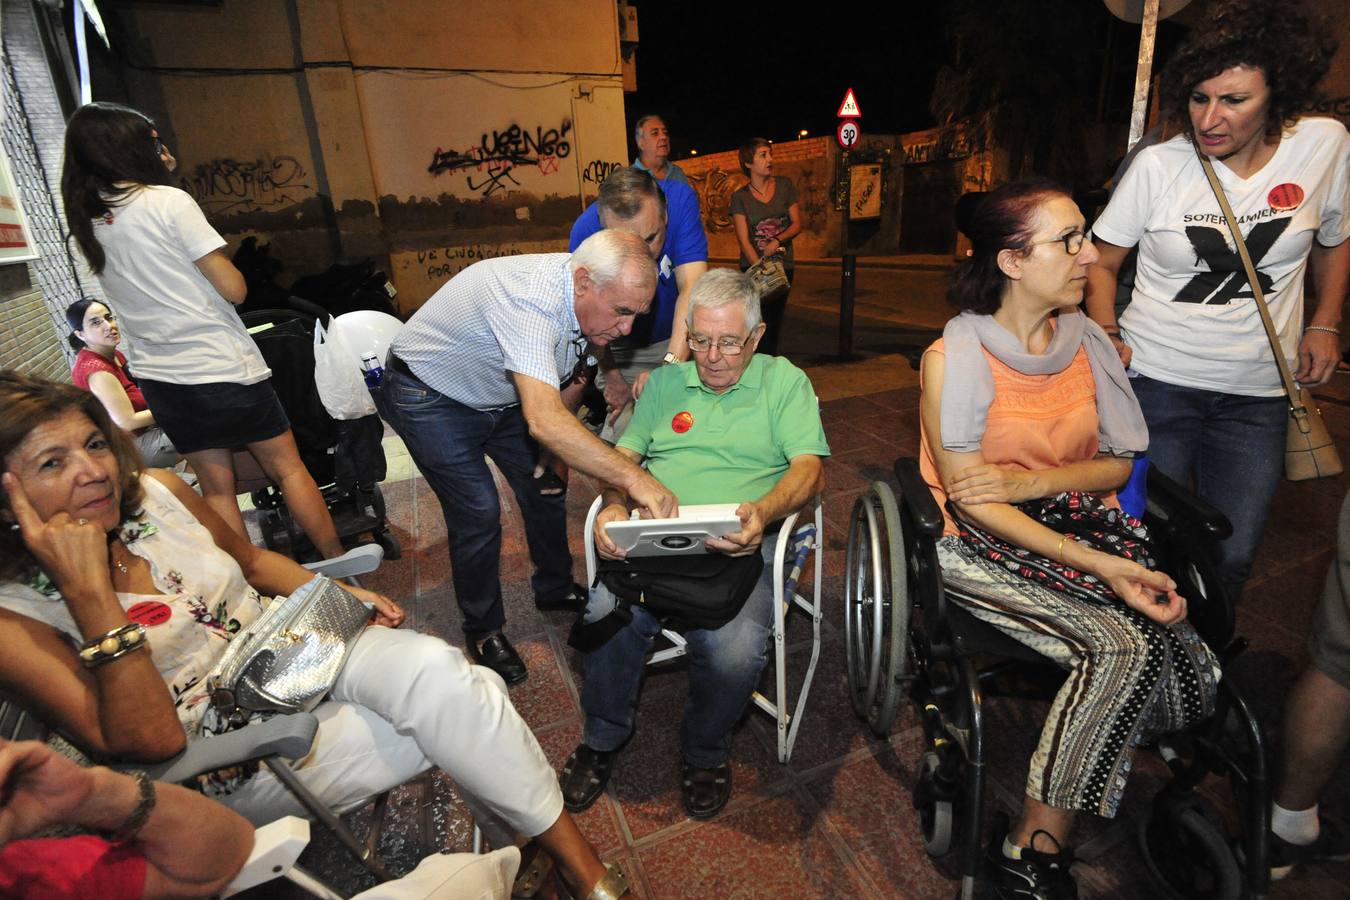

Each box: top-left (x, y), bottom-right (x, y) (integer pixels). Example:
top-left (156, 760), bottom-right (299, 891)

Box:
top-left (582, 159), bottom-right (623, 184)
top-left (416, 243), bottom-right (524, 281)
top-left (900, 123), bottom-right (989, 165)
top-left (687, 168), bottom-right (745, 233)
top-left (428, 119), bottom-right (574, 198)
top-left (182, 156), bottom-right (312, 214)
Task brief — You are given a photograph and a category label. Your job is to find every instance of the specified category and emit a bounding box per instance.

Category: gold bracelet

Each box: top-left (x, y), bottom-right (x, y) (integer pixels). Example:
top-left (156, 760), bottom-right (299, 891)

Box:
top-left (1057, 534), bottom-right (1069, 562)
top-left (1305, 325), bottom-right (1341, 336)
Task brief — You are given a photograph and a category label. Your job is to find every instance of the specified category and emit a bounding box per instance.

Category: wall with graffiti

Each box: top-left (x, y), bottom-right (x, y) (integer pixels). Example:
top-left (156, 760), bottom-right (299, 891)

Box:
top-left (678, 137), bottom-right (837, 261)
top-left (115, 0), bottom-right (628, 313)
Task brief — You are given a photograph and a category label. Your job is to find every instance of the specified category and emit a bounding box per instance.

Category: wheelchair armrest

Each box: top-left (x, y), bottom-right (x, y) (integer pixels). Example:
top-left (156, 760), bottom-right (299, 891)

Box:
top-left (303, 544), bottom-right (384, 579)
top-left (1146, 466), bottom-right (1233, 541)
top-left (893, 457), bottom-right (945, 538)
top-left (135, 713), bottom-right (320, 783)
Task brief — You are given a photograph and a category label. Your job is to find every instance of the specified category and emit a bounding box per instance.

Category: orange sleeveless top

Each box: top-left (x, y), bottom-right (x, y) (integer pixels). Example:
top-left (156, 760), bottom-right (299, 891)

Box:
top-left (918, 337), bottom-right (1116, 536)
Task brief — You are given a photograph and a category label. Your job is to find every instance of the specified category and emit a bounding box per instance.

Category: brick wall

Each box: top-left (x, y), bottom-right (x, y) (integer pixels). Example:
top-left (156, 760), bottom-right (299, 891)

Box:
top-left (0, 0), bottom-right (97, 380)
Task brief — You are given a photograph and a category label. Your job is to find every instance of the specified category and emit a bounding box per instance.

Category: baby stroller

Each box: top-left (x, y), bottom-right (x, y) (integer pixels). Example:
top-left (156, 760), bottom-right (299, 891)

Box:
top-left (237, 298), bottom-right (402, 562)
top-left (845, 455), bottom-right (1270, 900)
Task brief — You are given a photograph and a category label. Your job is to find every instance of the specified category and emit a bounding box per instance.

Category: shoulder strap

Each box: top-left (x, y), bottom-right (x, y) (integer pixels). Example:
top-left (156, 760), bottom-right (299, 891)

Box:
top-left (1196, 152), bottom-right (1301, 407)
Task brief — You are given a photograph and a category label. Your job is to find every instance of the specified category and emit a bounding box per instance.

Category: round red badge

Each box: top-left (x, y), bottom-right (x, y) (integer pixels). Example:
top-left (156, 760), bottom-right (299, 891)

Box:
top-left (671, 411), bottom-right (694, 433)
top-left (1268, 183), bottom-right (1304, 212)
top-left (127, 600), bottom-right (172, 627)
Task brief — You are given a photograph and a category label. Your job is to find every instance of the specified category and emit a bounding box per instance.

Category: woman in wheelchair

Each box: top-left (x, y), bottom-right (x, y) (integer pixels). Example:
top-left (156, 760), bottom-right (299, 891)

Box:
top-left (918, 180), bottom-right (1221, 896)
top-left (0, 371), bottom-right (630, 899)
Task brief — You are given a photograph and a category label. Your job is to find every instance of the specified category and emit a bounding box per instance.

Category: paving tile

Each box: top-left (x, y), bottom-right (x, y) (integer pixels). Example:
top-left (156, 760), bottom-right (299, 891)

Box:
top-left (767, 636), bottom-right (901, 773)
top-left (802, 732), bottom-right (958, 898)
top-left (607, 682), bottom-right (787, 841)
top-left (635, 792), bottom-right (873, 899)
top-left (819, 393), bottom-right (891, 424)
top-left (532, 720), bottom-right (627, 856)
top-left (505, 635), bottom-right (581, 731)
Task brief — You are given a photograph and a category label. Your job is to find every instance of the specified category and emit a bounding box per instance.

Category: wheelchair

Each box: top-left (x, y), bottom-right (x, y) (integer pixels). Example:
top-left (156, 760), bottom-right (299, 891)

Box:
top-left (845, 457), bottom-right (1271, 900)
top-left (581, 494), bottom-right (825, 764)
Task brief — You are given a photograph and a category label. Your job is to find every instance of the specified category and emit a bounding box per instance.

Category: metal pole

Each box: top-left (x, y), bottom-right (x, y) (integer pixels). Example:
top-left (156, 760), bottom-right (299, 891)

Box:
top-left (1126, 0), bottom-right (1160, 150)
top-left (838, 150), bottom-right (855, 358)
top-left (839, 254), bottom-right (856, 358)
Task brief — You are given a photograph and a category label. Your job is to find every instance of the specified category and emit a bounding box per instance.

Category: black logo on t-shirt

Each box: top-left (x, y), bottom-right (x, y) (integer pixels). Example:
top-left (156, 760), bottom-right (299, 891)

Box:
top-left (1173, 218), bottom-right (1290, 304)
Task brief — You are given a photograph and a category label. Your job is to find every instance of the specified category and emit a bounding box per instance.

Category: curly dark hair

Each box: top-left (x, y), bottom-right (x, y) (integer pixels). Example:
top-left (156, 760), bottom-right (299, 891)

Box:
top-left (0, 371), bottom-right (145, 582)
top-left (1160, 0), bottom-right (1336, 137)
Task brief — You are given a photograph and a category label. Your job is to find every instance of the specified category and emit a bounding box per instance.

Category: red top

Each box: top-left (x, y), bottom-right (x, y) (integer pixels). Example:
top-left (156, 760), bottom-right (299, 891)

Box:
top-left (72, 349), bottom-right (150, 429)
top-left (0, 835), bottom-right (146, 900)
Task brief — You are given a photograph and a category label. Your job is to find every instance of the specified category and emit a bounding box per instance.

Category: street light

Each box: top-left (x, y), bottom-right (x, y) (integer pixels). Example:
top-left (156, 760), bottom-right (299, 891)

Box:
top-left (797, 129), bottom-right (808, 139)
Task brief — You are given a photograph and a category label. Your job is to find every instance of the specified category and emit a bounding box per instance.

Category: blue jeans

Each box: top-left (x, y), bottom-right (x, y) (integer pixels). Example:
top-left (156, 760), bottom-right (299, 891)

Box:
top-left (1130, 374), bottom-right (1286, 598)
top-left (374, 368), bottom-right (573, 635)
top-left (580, 538), bottom-right (777, 768)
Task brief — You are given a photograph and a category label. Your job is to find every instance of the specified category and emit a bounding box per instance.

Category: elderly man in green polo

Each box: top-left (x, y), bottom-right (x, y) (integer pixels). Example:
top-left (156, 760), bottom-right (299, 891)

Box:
top-left (559, 268), bottom-right (829, 820)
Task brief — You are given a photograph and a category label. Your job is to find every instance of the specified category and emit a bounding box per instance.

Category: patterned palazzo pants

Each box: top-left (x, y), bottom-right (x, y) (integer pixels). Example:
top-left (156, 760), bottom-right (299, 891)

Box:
top-left (936, 536), bottom-right (1222, 818)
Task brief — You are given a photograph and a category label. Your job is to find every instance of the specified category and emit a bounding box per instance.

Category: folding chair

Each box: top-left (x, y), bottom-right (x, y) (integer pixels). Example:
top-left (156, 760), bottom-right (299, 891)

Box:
top-left (581, 495), bottom-right (824, 763)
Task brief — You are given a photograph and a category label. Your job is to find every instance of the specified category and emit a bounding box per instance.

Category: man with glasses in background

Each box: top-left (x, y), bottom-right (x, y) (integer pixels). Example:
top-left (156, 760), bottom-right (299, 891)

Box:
top-left (559, 269), bottom-right (829, 820)
top-left (375, 230), bottom-right (676, 685)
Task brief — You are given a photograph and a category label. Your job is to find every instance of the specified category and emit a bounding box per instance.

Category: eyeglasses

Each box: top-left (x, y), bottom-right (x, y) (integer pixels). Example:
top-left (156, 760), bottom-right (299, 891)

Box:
top-left (687, 334), bottom-right (754, 355)
top-left (1031, 229), bottom-right (1089, 255)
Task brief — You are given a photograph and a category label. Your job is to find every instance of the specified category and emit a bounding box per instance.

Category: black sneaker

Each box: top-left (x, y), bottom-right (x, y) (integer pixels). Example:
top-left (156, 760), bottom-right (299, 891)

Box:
top-left (1269, 815), bottom-right (1350, 880)
top-left (984, 817), bottom-right (1079, 899)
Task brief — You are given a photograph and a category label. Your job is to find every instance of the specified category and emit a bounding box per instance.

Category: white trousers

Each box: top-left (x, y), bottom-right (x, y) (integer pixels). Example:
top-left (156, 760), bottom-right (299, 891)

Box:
top-left (215, 626), bottom-right (564, 839)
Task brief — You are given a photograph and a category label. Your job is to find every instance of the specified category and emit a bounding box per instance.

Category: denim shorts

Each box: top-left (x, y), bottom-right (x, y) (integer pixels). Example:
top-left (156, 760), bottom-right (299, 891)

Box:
top-left (138, 377), bottom-right (290, 454)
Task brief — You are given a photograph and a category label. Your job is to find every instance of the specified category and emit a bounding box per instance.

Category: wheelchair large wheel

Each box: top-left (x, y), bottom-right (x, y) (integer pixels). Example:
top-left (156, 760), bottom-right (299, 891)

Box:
top-left (1138, 792), bottom-right (1242, 900)
top-left (843, 482), bottom-right (910, 735)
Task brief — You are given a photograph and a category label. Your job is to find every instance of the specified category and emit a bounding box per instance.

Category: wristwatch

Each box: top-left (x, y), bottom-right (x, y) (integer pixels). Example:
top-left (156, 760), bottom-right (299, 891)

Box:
top-left (662, 352), bottom-right (679, 366)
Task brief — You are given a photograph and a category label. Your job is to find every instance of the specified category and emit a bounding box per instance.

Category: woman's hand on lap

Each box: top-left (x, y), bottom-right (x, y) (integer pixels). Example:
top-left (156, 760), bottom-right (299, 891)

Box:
top-left (2, 472), bottom-right (112, 601)
top-left (342, 584), bottom-right (404, 628)
top-left (947, 464), bottom-right (1037, 505)
top-left (1096, 555), bottom-right (1187, 626)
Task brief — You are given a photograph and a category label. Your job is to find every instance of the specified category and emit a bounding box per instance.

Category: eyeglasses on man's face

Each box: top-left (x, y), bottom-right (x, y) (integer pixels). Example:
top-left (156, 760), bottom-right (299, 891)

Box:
top-left (687, 333), bottom-right (754, 355)
top-left (1031, 229), bottom-right (1089, 255)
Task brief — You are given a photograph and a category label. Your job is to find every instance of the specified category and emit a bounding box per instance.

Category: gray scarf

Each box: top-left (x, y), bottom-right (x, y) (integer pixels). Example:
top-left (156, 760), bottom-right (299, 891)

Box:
top-left (939, 310), bottom-right (1148, 457)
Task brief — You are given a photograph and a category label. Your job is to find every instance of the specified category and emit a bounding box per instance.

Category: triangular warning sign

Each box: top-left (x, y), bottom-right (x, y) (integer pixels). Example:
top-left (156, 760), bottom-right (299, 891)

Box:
top-left (837, 88), bottom-right (861, 118)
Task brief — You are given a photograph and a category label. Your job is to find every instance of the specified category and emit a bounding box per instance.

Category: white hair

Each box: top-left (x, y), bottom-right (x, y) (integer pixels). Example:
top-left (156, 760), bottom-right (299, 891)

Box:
top-left (569, 229), bottom-right (657, 292)
top-left (685, 268), bottom-right (761, 332)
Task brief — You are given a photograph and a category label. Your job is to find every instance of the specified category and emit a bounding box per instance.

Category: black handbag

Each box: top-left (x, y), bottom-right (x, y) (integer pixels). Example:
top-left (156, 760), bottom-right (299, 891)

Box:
top-left (568, 552), bottom-right (765, 652)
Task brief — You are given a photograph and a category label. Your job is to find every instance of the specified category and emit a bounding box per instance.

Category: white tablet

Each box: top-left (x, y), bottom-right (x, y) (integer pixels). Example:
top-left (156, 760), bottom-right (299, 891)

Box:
top-left (603, 503), bottom-right (743, 557)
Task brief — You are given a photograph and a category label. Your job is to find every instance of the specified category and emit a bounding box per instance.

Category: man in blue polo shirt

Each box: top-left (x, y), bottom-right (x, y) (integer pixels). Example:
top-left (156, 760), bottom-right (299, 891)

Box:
top-left (632, 115), bottom-right (688, 184)
top-left (569, 167), bottom-right (707, 437)
top-left (559, 268), bottom-right (829, 820)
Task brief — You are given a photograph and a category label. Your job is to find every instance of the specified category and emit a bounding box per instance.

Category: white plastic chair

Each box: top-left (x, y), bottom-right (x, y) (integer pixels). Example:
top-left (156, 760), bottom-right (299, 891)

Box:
top-left (582, 495), bottom-right (824, 763)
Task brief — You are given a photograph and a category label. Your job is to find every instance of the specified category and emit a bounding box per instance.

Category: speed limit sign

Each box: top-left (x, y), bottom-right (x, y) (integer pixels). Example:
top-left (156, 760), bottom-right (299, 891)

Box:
top-left (837, 120), bottom-right (860, 149)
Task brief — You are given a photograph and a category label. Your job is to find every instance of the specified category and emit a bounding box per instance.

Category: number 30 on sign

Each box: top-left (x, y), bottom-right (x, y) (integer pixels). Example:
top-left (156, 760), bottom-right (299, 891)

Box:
top-left (837, 120), bottom-right (860, 149)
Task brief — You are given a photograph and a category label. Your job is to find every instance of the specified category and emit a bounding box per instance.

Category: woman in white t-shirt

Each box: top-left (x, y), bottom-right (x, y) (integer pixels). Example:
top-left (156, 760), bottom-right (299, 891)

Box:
top-left (1085, 0), bottom-right (1349, 603)
top-left (61, 103), bottom-right (342, 559)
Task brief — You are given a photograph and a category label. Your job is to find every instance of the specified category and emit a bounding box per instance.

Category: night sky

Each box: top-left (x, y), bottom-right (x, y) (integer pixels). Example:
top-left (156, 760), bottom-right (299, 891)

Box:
top-left (622, 3), bottom-right (954, 157)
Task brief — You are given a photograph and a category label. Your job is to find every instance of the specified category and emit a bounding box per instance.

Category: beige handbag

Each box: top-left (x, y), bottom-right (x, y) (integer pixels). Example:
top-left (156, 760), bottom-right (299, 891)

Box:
top-left (1198, 153), bottom-right (1342, 481)
top-left (746, 251), bottom-right (790, 302)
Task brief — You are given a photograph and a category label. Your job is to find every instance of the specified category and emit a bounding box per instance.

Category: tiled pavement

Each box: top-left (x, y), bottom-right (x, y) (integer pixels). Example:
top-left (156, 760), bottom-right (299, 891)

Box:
top-left (271, 352), bottom-right (1350, 899)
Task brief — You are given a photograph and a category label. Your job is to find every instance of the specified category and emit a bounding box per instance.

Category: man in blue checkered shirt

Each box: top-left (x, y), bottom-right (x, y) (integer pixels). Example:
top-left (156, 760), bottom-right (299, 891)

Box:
top-left (376, 230), bottom-right (677, 685)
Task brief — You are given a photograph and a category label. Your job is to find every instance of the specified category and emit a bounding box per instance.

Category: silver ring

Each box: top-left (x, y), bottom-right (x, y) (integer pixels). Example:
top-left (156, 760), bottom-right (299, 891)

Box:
top-left (77, 518), bottom-right (88, 525)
